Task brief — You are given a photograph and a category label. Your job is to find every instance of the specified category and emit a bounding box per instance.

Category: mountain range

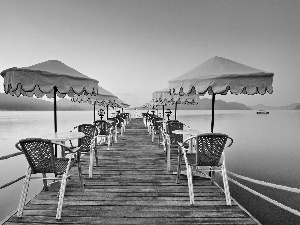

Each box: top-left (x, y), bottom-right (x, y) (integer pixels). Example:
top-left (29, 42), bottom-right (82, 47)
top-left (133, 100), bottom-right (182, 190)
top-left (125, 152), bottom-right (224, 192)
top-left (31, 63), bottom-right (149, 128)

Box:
top-left (135, 98), bottom-right (252, 110)
top-left (0, 93), bottom-right (93, 111)
top-left (0, 93), bottom-right (299, 111)
top-left (249, 103), bottom-right (300, 110)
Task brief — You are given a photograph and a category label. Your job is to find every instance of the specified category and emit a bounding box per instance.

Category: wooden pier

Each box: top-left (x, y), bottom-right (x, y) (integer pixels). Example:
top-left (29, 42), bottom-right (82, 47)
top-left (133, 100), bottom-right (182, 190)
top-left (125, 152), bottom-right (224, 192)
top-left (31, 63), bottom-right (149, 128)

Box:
top-left (4, 118), bottom-right (259, 224)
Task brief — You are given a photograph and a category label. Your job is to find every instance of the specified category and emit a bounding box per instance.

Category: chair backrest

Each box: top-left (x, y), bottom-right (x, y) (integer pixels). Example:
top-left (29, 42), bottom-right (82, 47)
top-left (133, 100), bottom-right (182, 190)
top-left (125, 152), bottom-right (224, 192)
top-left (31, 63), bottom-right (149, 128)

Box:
top-left (195, 133), bottom-right (230, 166)
top-left (78, 124), bottom-right (96, 152)
top-left (151, 117), bottom-right (163, 130)
top-left (16, 138), bottom-right (57, 175)
top-left (115, 116), bottom-right (124, 128)
top-left (94, 120), bottom-right (108, 135)
top-left (166, 120), bottom-right (179, 123)
top-left (166, 121), bottom-right (184, 145)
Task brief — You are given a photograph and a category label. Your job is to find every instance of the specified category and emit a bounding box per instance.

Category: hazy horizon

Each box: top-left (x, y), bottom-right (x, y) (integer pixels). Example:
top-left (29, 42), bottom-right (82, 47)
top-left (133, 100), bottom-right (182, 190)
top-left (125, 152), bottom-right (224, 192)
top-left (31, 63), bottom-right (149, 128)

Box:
top-left (1, 0), bottom-right (300, 107)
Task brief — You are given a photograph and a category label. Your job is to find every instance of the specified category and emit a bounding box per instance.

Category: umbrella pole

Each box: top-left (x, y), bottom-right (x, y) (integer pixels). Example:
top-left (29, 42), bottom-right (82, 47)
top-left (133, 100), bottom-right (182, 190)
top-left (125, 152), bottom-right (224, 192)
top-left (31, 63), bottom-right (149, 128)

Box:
top-left (175, 102), bottom-right (178, 120)
top-left (107, 105), bottom-right (109, 119)
top-left (54, 87), bottom-right (57, 157)
top-left (54, 87), bottom-right (57, 132)
top-left (211, 94), bottom-right (216, 133)
top-left (94, 102), bottom-right (96, 123)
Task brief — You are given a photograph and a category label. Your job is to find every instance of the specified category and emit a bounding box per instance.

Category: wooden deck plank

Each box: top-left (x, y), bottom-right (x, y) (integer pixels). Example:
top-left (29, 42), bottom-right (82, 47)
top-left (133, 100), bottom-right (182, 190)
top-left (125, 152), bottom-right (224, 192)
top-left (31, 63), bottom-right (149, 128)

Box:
top-left (4, 118), bottom-right (259, 224)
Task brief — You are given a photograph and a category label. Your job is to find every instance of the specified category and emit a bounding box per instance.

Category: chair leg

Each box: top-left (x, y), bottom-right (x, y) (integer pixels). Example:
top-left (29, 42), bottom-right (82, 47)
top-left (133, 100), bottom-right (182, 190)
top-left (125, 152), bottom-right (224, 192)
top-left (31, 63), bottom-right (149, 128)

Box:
top-left (107, 135), bottom-right (110, 150)
top-left (151, 128), bottom-right (154, 143)
top-left (89, 146), bottom-right (94, 178)
top-left (186, 164), bottom-right (195, 205)
top-left (42, 173), bottom-right (48, 191)
top-left (158, 133), bottom-right (160, 147)
top-left (222, 165), bottom-right (232, 206)
top-left (77, 152), bottom-right (84, 190)
top-left (17, 166), bottom-right (31, 218)
top-left (166, 142), bottom-right (171, 172)
top-left (211, 167), bottom-right (215, 184)
top-left (115, 126), bottom-right (118, 143)
top-left (56, 172), bottom-right (68, 220)
top-left (176, 149), bottom-right (182, 184)
top-left (95, 146), bottom-right (99, 167)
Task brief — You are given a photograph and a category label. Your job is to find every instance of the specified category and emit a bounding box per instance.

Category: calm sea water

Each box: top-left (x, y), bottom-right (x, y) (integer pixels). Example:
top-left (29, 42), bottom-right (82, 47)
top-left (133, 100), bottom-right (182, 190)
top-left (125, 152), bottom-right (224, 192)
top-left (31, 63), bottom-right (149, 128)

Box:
top-left (1, 110), bottom-right (300, 224)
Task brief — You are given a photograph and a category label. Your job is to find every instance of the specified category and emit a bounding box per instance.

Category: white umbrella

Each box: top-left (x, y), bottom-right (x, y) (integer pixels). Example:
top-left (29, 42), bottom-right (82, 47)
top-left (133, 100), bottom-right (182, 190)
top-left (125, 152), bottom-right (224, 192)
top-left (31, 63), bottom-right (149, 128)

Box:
top-left (152, 87), bottom-right (199, 120)
top-left (168, 56), bottom-right (274, 132)
top-left (72, 85), bottom-right (119, 121)
top-left (115, 99), bottom-right (130, 110)
top-left (1, 60), bottom-right (99, 132)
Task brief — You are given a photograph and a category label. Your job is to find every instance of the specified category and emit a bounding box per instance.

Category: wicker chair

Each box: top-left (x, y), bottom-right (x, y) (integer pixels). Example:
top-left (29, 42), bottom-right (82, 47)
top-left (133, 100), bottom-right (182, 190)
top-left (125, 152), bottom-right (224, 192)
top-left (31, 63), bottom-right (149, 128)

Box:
top-left (142, 113), bottom-right (148, 127)
top-left (146, 114), bottom-right (153, 134)
top-left (119, 112), bottom-right (130, 125)
top-left (107, 118), bottom-right (120, 142)
top-left (70, 124), bottom-right (97, 178)
top-left (94, 120), bottom-right (113, 150)
top-left (150, 117), bottom-right (163, 146)
top-left (15, 138), bottom-right (83, 220)
top-left (163, 121), bottom-right (188, 171)
top-left (115, 116), bottom-right (125, 136)
top-left (176, 133), bottom-right (233, 205)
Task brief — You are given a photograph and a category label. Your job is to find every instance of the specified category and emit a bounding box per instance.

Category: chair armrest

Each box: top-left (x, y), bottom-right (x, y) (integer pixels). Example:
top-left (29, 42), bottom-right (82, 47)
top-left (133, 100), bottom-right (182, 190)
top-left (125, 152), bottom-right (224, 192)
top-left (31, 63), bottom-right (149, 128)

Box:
top-left (15, 142), bottom-right (22, 152)
top-left (51, 141), bottom-right (80, 154)
top-left (69, 140), bottom-right (74, 148)
top-left (226, 137), bottom-right (233, 147)
top-left (68, 126), bottom-right (79, 147)
top-left (177, 141), bottom-right (190, 149)
top-left (182, 135), bottom-right (195, 144)
top-left (177, 141), bottom-right (189, 154)
top-left (68, 146), bottom-right (81, 154)
top-left (183, 124), bottom-right (191, 130)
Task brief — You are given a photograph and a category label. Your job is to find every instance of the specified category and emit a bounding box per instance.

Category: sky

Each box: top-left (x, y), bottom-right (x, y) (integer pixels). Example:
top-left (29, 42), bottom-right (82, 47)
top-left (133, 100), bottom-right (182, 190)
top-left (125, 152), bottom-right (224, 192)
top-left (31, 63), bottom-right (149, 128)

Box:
top-left (0, 0), bottom-right (300, 107)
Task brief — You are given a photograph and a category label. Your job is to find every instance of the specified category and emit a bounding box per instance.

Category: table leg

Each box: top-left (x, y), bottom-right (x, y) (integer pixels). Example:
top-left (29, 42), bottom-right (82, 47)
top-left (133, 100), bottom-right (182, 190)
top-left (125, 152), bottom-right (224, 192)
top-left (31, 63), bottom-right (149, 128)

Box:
top-left (61, 141), bottom-right (66, 158)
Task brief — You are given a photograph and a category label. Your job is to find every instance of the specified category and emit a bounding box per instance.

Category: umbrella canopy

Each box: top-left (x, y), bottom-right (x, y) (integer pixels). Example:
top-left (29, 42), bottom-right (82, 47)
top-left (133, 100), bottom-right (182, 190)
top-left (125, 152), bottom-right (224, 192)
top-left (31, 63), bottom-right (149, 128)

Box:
top-left (168, 56), bottom-right (274, 132)
top-left (1, 60), bottom-right (99, 132)
top-left (72, 85), bottom-right (118, 103)
top-left (72, 85), bottom-right (119, 122)
top-left (115, 99), bottom-right (130, 109)
top-left (1, 60), bottom-right (98, 98)
top-left (152, 87), bottom-right (199, 120)
top-left (142, 100), bottom-right (166, 118)
top-left (169, 56), bottom-right (273, 95)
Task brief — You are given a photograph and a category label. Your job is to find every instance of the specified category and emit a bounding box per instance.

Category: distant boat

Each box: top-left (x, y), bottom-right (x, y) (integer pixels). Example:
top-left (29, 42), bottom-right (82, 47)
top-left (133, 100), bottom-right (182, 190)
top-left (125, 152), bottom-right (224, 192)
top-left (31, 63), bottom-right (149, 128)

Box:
top-left (257, 110), bottom-right (269, 114)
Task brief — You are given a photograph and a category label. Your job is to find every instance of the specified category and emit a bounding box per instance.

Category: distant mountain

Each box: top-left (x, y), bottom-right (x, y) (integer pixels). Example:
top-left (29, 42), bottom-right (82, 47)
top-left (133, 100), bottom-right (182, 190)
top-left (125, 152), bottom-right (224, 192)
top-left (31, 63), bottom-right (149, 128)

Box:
top-left (134, 98), bottom-right (252, 110)
top-left (0, 93), bottom-right (54, 111)
top-left (294, 105), bottom-right (300, 110)
top-left (56, 98), bottom-right (94, 111)
top-left (249, 103), bottom-right (300, 110)
top-left (0, 93), bottom-right (94, 111)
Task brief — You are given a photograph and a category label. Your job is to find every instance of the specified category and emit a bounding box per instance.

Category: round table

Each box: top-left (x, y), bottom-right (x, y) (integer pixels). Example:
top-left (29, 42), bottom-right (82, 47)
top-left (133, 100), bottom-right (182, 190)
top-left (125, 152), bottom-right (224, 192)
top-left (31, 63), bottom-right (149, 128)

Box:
top-left (172, 130), bottom-right (202, 135)
top-left (173, 129), bottom-right (202, 153)
top-left (172, 129), bottom-right (205, 178)
top-left (42, 131), bottom-right (85, 141)
top-left (41, 132), bottom-right (85, 157)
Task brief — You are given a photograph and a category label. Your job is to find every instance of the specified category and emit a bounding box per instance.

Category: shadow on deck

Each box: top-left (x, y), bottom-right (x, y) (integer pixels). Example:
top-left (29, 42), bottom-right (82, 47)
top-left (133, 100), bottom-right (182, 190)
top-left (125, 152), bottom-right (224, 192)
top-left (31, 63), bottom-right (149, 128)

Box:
top-left (4, 118), bottom-right (259, 224)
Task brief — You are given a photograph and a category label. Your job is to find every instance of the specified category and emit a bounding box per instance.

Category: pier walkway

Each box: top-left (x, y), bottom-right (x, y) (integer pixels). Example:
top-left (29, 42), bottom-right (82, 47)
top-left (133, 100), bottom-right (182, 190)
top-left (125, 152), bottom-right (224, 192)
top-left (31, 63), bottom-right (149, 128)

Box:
top-left (4, 118), bottom-right (259, 224)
